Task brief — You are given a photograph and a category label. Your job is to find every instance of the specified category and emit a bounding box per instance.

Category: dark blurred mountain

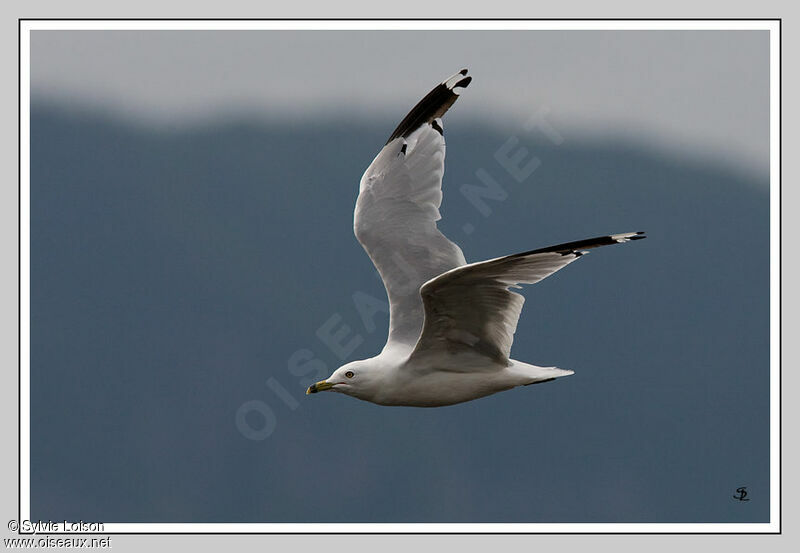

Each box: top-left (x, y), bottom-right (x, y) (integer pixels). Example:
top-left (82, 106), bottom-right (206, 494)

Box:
top-left (30, 103), bottom-right (769, 523)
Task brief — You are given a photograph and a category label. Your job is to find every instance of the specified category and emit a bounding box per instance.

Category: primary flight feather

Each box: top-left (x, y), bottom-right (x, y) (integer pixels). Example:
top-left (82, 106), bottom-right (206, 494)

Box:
top-left (306, 69), bottom-right (645, 407)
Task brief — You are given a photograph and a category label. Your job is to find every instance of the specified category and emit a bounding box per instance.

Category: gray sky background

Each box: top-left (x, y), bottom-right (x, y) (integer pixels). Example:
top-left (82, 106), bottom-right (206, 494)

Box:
top-left (28, 28), bottom-right (772, 524)
top-left (31, 30), bottom-right (769, 176)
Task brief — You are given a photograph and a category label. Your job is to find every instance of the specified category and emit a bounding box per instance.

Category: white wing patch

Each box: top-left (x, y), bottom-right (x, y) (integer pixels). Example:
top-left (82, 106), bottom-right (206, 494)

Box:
top-left (355, 124), bottom-right (466, 350)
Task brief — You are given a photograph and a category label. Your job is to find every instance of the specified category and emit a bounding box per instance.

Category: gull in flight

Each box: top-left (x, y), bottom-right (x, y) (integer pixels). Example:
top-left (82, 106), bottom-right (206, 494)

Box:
top-left (307, 69), bottom-right (645, 407)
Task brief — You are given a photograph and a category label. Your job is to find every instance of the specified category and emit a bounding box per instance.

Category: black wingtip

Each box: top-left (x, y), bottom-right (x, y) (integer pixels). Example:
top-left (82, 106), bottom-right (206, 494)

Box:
top-left (515, 232), bottom-right (647, 259)
top-left (385, 70), bottom-right (472, 144)
top-left (454, 76), bottom-right (472, 90)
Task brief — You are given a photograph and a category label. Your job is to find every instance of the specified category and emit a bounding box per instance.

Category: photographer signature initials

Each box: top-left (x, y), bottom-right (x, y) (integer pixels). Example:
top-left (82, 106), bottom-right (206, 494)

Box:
top-left (733, 487), bottom-right (750, 501)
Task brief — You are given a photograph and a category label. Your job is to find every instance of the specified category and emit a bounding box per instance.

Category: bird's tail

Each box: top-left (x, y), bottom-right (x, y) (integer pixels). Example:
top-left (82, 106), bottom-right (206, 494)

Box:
top-left (509, 361), bottom-right (575, 386)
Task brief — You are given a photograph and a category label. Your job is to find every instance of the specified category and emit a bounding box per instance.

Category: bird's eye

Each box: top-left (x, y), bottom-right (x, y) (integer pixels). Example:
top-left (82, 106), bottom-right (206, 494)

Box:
top-left (345, 371), bottom-right (354, 378)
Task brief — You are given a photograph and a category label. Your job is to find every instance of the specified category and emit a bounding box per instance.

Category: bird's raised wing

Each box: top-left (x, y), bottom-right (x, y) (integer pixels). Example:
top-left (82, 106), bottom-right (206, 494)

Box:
top-left (354, 70), bottom-right (472, 350)
top-left (408, 233), bottom-right (646, 367)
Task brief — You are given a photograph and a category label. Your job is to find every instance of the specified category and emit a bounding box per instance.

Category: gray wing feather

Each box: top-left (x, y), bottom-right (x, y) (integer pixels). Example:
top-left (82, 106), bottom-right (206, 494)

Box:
top-left (409, 232), bottom-right (646, 365)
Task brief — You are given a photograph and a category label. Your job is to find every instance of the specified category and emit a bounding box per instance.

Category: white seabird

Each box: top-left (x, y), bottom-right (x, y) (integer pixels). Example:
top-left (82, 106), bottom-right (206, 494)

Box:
top-left (307, 69), bottom-right (645, 407)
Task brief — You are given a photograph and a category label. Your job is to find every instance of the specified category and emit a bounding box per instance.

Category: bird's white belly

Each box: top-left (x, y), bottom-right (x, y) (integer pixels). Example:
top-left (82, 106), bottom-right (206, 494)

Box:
top-left (375, 367), bottom-right (519, 407)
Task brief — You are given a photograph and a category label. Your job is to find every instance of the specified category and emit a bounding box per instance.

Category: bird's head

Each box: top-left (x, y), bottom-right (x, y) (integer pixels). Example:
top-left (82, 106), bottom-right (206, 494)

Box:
top-left (306, 360), bottom-right (382, 400)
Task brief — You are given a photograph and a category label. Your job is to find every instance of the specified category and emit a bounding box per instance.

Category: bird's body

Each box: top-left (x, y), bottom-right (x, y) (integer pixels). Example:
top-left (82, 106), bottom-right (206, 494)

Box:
top-left (342, 354), bottom-right (567, 407)
top-left (307, 69), bottom-right (645, 407)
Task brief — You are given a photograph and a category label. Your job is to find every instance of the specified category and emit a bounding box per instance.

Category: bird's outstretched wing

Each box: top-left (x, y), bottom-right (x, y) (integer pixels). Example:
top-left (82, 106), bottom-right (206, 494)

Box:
top-left (354, 70), bottom-right (472, 350)
top-left (408, 232), bottom-right (646, 367)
